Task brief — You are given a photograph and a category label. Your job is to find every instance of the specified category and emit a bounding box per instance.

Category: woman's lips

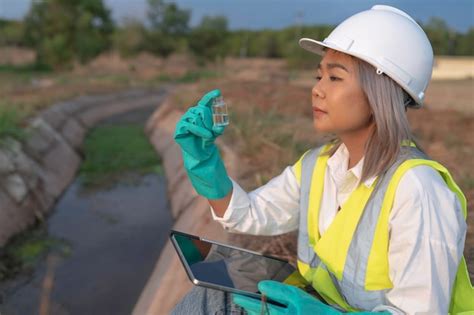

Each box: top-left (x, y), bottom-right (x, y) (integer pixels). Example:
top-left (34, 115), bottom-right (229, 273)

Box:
top-left (312, 107), bottom-right (327, 116)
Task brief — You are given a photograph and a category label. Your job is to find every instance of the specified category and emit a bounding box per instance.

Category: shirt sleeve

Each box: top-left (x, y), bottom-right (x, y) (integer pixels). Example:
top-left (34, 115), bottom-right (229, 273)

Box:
top-left (210, 165), bottom-right (301, 236)
top-left (373, 165), bottom-right (467, 314)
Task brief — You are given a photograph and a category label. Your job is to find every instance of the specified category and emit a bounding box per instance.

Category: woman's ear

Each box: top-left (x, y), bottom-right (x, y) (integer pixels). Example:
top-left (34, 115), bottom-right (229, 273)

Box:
top-left (369, 112), bottom-right (375, 122)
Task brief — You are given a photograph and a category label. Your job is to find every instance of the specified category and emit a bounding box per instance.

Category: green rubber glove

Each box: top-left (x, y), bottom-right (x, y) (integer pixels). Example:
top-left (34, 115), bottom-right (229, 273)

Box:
top-left (174, 89), bottom-right (232, 199)
top-left (233, 280), bottom-right (391, 315)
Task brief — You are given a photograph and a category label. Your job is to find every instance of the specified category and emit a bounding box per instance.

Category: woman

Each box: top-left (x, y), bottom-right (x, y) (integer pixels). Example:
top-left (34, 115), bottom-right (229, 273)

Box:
top-left (173, 5), bottom-right (472, 314)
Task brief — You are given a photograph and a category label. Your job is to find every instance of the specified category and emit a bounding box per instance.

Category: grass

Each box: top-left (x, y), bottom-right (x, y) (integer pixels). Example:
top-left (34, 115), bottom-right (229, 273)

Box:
top-left (0, 63), bottom-right (52, 74)
top-left (0, 223), bottom-right (70, 281)
top-left (461, 176), bottom-right (474, 190)
top-left (79, 124), bottom-right (163, 187)
top-left (0, 104), bottom-right (27, 146)
top-left (154, 69), bottom-right (220, 84)
top-left (177, 69), bottom-right (219, 83)
top-left (0, 63), bottom-right (53, 94)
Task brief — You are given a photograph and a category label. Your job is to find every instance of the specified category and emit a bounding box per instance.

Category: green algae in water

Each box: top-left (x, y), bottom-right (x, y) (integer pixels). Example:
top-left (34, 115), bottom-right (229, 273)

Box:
top-left (0, 225), bottom-right (71, 280)
top-left (79, 124), bottom-right (163, 187)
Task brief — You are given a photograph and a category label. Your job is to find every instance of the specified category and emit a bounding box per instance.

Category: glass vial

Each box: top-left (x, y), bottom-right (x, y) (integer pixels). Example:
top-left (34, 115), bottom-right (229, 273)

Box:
top-left (212, 96), bottom-right (229, 127)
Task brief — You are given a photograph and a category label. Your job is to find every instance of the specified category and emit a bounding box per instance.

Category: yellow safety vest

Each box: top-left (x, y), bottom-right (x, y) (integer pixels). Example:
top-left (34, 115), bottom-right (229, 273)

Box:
top-left (291, 144), bottom-right (473, 314)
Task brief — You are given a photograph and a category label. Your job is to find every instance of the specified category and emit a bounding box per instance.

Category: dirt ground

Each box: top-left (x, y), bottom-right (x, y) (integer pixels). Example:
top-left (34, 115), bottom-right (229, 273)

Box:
top-left (432, 56), bottom-right (474, 80)
top-left (1, 47), bottom-right (473, 280)
top-left (0, 49), bottom-right (196, 116)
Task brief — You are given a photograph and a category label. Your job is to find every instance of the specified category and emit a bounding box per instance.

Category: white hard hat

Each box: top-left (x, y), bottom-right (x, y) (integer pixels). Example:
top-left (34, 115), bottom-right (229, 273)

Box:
top-left (299, 5), bottom-right (433, 108)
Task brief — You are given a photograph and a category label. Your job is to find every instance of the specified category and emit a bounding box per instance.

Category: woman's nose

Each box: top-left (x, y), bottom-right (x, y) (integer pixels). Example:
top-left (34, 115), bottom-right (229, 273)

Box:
top-left (312, 83), bottom-right (325, 98)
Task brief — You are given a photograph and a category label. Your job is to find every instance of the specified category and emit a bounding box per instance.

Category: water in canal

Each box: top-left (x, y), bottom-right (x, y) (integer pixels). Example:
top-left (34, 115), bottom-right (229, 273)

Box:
top-left (0, 106), bottom-right (173, 315)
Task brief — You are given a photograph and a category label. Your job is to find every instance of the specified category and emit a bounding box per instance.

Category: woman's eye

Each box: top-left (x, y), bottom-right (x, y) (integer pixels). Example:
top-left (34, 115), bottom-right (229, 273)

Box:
top-left (314, 75), bottom-right (341, 82)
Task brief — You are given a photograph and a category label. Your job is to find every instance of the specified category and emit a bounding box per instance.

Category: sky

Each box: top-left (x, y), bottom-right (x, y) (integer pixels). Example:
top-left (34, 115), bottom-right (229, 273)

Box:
top-left (0, 0), bottom-right (473, 32)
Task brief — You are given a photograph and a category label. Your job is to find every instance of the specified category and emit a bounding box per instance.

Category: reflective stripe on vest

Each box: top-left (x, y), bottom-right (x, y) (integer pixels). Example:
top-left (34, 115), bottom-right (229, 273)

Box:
top-left (294, 145), bottom-right (473, 313)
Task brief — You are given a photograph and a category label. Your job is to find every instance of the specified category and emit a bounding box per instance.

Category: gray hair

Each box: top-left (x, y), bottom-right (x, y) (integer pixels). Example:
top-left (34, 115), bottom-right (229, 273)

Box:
top-left (326, 54), bottom-right (420, 183)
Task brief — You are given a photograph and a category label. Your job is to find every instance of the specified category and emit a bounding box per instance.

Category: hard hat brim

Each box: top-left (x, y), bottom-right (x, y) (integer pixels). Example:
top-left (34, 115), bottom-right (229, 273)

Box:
top-left (298, 38), bottom-right (329, 56)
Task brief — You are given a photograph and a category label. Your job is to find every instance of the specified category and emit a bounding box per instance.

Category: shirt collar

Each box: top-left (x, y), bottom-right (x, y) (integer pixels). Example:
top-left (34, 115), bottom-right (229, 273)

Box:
top-left (326, 143), bottom-right (377, 188)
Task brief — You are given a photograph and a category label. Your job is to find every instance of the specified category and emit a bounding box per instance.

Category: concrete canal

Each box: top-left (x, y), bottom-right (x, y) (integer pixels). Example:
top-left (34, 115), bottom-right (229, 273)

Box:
top-left (0, 102), bottom-right (173, 315)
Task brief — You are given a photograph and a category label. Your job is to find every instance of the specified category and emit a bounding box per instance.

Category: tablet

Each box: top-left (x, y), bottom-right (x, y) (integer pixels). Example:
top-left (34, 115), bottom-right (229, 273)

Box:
top-left (170, 230), bottom-right (296, 302)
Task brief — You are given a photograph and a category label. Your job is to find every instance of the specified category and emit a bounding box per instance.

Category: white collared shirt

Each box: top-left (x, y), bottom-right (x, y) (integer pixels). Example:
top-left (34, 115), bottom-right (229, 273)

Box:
top-left (211, 144), bottom-right (466, 314)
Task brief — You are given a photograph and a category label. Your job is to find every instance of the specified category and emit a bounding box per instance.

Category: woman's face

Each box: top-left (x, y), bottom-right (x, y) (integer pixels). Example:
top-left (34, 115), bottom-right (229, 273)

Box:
top-left (312, 49), bottom-right (373, 137)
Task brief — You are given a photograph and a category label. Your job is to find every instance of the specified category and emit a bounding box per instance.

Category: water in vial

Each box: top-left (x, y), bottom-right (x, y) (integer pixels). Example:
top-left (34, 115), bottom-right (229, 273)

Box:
top-left (213, 113), bottom-right (229, 126)
top-left (212, 96), bottom-right (229, 127)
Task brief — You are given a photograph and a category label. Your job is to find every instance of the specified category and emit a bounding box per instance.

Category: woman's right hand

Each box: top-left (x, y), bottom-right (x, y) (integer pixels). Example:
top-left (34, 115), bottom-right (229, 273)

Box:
top-left (174, 89), bottom-right (226, 160)
top-left (174, 89), bottom-right (232, 200)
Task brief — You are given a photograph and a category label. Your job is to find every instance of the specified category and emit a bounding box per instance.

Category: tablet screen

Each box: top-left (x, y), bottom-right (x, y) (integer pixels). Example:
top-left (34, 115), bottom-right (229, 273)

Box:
top-left (170, 231), bottom-right (295, 296)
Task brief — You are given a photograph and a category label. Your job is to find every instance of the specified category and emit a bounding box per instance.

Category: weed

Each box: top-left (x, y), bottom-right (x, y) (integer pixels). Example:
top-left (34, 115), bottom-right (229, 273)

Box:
top-left (0, 105), bottom-right (27, 145)
top-left (176, 69), bottom-right (219, 83)
top-left (94, 74), bottom-right (130, 84)
top-left (154, 73), bottom-right (173, 82)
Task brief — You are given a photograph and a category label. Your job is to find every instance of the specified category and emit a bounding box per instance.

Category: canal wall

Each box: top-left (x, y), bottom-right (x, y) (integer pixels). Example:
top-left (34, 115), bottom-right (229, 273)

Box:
top-left (0, 88), bottom-right (168, 247)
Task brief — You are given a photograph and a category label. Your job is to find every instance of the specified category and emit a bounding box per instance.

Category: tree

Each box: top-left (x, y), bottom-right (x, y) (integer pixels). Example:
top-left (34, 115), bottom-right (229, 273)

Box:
top-left (23, 0), bottom-right (114, 68)
top-left (113, 18), bottom-right (147, 57)
top-left (423, 17), bottom-right (452, 55)
top-left (263, 32), bottom-right (282, 58)
top-left (0, 19), bottom-right (26, 46)
top-left (145, 0), bottom-right (190, 57)
top-left (147, 0), bottom-right (190, 36)
top-left (188, 15), bottom-right (229, 63)
top-left (74, 0), bottom-right (115, 63)
top-left (453, 27), bottom-right (474, 56)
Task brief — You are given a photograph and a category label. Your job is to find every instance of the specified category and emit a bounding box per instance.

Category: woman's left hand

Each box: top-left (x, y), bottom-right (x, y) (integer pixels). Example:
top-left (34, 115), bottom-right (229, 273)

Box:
top-left (233, 280), bottom-right (338, 315)
top-left (233, 280), bottom-right (390, 315)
